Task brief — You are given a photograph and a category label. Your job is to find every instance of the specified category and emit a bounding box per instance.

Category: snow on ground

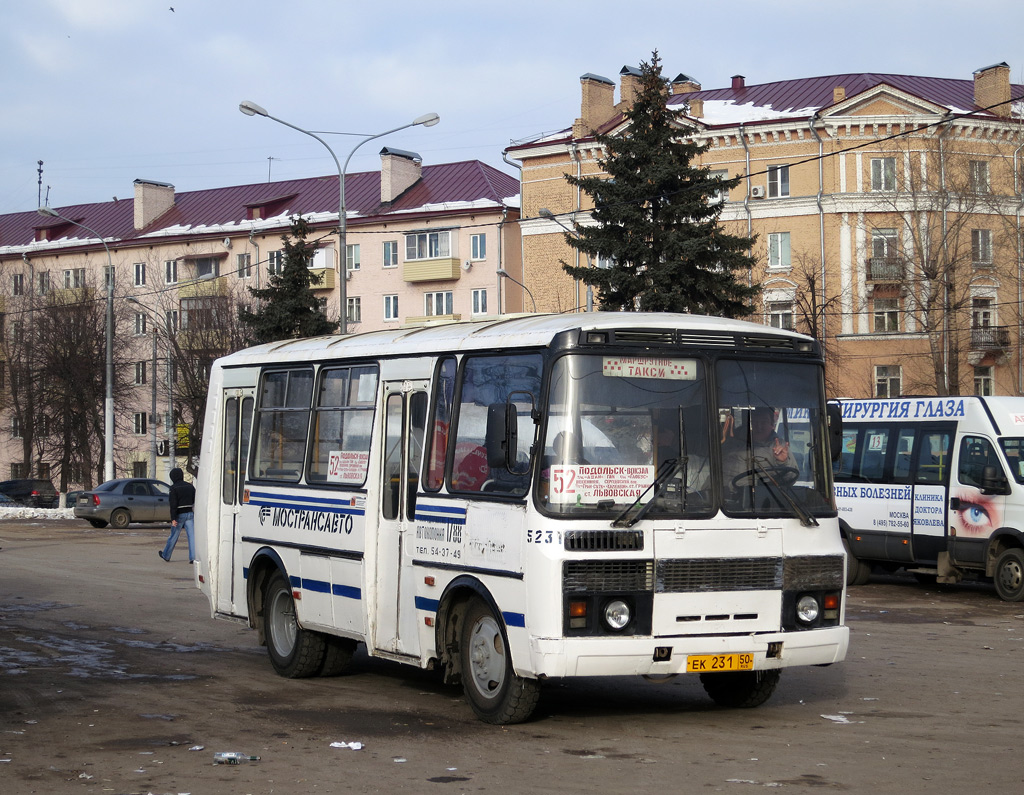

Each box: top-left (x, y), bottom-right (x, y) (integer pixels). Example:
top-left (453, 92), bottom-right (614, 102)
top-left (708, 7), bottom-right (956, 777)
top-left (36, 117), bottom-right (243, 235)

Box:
top-left (0, 507), bottom-right (75, 521)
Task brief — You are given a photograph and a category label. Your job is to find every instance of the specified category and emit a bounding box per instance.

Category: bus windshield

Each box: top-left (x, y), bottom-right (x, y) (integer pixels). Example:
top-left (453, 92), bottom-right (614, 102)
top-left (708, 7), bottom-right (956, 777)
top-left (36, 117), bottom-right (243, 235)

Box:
top-left (539, 354), bottom-right (833, 522)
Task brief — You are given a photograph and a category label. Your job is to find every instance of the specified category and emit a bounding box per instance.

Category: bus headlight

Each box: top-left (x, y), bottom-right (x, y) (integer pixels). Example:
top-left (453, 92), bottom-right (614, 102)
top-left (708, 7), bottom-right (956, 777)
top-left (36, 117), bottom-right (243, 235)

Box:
top-left (796, 594), bottom-right (820, 625)
top-left (603, 599), bottom-right (632, 631)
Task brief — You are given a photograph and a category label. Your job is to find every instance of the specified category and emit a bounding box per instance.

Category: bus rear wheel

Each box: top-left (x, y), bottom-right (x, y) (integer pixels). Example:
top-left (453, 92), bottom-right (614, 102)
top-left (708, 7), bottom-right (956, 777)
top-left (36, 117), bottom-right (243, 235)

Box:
top-left (994, 548), bottom-right (1024, 602)
top-left (700, 669), bottom-right (781, 708)
top-left (263, 572), bottom-right (325, 678)
top-left (318, 635), bottom-right (356, 676)
top-left (459, 598), bottom-right (539, 724)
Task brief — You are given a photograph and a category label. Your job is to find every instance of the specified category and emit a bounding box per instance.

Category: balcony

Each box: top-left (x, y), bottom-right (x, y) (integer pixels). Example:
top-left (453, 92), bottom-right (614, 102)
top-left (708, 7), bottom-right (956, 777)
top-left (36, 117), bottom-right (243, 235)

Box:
top-left (308, 267), bottom-right (336, 290)
top-left (403, 257), bottom-right (461, 283)
top-left (970, 326), bottom-right (1010, 351)
top-left (866, 258), bottom-right (903, 281)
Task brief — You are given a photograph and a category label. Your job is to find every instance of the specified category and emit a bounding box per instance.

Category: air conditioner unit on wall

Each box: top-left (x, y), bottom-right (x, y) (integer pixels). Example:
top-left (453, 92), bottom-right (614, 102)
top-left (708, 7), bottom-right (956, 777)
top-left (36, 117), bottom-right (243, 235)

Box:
top-left (750, 185), bottom-right (766, 198)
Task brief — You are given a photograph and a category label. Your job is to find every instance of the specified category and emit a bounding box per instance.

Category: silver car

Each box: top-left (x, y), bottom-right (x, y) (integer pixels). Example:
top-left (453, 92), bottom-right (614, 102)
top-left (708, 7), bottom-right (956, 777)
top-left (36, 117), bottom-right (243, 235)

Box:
top-left (74, 478), bottom-right (172, 529)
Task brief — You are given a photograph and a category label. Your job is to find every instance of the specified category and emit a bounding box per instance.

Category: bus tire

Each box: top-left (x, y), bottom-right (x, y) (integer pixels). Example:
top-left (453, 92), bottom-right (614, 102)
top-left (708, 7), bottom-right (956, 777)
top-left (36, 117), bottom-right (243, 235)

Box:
top-left (700, 669), bottom-right (781, 708)
top-left (994, 548), bottom-right (1024, 602)
top-left (318, 635), bottom-right (356, 676)
top-left (263, 572), bottom-right (325, 678)
top-left (843, 538), bottom-right (870, 586)
top-left (459, 598), bottom-right (539, 724)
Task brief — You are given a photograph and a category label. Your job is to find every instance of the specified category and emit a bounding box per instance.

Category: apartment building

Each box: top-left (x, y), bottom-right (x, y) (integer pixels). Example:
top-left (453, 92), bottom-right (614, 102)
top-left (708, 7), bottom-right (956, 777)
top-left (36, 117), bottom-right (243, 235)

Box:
top-left (0, 153), bottom-right (521, 488)
top-left (508, 62), bottom-right (1024, 399)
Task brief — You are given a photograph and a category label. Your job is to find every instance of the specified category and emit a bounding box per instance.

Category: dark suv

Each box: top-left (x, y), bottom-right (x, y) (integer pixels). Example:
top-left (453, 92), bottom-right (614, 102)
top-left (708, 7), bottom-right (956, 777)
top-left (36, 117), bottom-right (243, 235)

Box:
top-left (0, 478), bottom-right (60, 508)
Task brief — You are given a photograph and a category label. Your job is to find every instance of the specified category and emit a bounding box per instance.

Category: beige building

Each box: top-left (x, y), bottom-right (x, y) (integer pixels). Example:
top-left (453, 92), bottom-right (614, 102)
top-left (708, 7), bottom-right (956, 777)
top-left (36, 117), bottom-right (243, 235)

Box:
top-left (508, 62), bottom-right (1024, 399)
top-left (0, 153), bottom-right (521, 491)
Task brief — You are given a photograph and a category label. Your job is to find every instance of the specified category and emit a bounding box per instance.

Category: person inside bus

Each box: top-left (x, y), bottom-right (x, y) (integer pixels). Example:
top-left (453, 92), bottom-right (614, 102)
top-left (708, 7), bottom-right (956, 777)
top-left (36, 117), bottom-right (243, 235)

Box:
top-left (722, 406), bottom-right (791, 485)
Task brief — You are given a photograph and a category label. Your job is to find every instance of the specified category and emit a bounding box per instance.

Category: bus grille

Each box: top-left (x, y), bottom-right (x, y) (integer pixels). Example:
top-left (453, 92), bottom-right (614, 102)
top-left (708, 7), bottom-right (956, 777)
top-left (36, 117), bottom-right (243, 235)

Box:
top-left (657, 557), bottom-right (782, 592)
top-left (563, 560), bottom-right (655, 592)
top-left (783, 555), bottom-right (844, 590)
top-left (564, 529), bottom-right (644, 552)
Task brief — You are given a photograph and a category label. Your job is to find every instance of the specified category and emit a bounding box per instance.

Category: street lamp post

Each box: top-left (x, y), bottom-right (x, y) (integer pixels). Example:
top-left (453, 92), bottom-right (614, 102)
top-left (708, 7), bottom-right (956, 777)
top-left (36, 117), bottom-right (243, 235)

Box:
top-left (37, 206), bottom-right (115, 483)
top-left (540, 207), bottom-right (593, 312)
top-left (238, 102), bottom-right (440, 335)
top-left (496, 268), bottom-right (537, 313)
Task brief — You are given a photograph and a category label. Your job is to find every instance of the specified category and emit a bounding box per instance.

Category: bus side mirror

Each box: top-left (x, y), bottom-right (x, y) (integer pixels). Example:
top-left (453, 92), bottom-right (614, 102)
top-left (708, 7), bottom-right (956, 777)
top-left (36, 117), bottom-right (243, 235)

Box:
top-left (981, 465), bottom-right (1012, 495)
top-left (485, 402), bottom-right (518, 470)
top-left (827, 401), bottom-right (843, 463)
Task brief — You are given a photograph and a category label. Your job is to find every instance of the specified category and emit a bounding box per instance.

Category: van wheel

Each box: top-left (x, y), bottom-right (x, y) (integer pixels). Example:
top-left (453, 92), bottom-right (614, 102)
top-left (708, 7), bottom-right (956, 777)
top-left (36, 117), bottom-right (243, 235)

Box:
top-left (843, 538), bottom-right (870, 586)
top-left (263, 573), bottom-right (325, 678)
top-left (460, 598), bottom-right (539, 724)
top-left (700, 669), bottom-right (781, 708)
top-left (994, 548), bottom-right (1024, 602)
top-left (109, 509), bottom-right (131, 529)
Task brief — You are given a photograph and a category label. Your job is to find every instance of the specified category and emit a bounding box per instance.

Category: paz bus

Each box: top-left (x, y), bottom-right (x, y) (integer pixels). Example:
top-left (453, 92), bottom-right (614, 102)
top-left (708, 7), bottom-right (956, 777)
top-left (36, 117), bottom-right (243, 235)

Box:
top-left (834, 395), bottom-right (1024, 600)
top-left (193, 313), bottom-right (848, 723)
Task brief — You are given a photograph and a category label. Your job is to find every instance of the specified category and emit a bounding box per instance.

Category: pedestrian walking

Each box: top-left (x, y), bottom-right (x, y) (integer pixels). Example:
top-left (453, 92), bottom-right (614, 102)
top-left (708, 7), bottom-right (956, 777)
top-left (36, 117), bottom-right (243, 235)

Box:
top-left (159, 467), bottom-right (196, 563)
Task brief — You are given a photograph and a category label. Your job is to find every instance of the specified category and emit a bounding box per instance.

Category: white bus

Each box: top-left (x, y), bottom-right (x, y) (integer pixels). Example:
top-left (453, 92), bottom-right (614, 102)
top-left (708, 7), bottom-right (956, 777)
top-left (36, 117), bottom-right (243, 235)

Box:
top-left (834, 396), bottom-right (1024, 600)
top-left (194, 313), bottom-right (848, 723)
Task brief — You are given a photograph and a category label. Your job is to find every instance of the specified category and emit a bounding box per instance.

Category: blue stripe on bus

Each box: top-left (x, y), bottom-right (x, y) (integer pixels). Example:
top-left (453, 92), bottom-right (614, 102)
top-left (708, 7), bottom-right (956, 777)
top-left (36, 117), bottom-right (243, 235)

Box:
top-left (301, 578), bottom-right (331, 594)
top-left (414, 504), bottom-right (467, 525)
top-left (415, 596), bottom-right (440, 613)
top-left (248, 499), bottom-right (365, 516)
top-left (332, 583), bottom-right (361, 600)
top-left (413, 597), bottom-right (525, 629)
top-left (248, 490), bottom-right (361, 508)
top-left (241, 568), bottom-right (359, 600)
top-left (502, 612), bottom-right (526, 628)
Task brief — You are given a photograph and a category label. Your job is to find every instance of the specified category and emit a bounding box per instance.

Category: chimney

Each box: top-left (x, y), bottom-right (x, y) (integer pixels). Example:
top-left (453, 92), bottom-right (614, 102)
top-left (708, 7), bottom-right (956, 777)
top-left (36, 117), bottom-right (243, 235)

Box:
top-left (974, 62), bottom-right (1012, 118)
top-left (671, 73), bottom-right (701, 95)
top-left (688, 98), bottom-right (704, 119)
top-left (731, 75), bottom-right (746, 91)
top-left (133, 179), bottom-right (174, 231)
top-left (574, 72), bottom-right (616, 136)
top-left (380, 147), bottom-right (422, 204)
top-left (617, 65), bottom-right (643, 111)
top-left (833, 86), bottom-right (846, 104)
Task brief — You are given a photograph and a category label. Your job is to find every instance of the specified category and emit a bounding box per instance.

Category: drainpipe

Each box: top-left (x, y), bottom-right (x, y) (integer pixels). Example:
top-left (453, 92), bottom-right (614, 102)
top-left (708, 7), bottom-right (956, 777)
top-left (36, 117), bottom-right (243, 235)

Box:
top-left (568, 142), bottom-right (583, 311)
top-left (937, 113), bottom-right (954, 394)
top-left (809, 111), bottom-right (827, 349)
top-left (1014, 140), bottom-right (1024, 392)
top-left (502, 150), bottom-right (522, 315)
top-left (739, 123), bottom-right (753, 287)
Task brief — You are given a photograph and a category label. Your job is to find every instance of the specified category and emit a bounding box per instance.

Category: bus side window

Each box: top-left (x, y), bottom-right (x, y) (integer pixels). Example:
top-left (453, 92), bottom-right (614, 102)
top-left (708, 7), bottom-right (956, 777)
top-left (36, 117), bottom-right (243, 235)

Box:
top-left (893, 428), bottom-right (916, 480)
top-left (425, 357), bottom-right (456, 491)
top-left (859, 428), bottom-right (889, 481)
top-left (915, 431), bottom-right (953, 483)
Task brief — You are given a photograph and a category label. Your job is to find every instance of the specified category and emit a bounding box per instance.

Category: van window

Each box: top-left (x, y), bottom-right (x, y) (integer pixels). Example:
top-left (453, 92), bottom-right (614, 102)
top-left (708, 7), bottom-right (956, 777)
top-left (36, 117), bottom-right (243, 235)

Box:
top-left (893, 428), bottom-right (916, 480)
top-left (958, 436), bottom-right (1001, 488)
top-left (999, 437), bottom-right (1024, 483)
top-left (916, 431), bottom-right (953, 483)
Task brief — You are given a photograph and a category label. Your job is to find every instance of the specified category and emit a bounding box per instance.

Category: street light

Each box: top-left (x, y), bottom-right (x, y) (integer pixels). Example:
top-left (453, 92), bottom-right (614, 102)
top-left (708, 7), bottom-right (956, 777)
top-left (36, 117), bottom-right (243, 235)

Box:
top-left (37, 206), bottom-right (115, 483)
top-left (496, 268), bottom-right (537, 313)
top-left (540, 207), bottom-right (593, 312)
top-left (238, 101), bottom-right (440, 335)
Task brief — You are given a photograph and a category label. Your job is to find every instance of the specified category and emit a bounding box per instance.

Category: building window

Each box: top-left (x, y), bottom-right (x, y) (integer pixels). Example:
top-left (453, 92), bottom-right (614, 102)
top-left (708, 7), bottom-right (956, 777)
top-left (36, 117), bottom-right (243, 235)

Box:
top-left (134, 313), bottom-right (147, 335)
top-left (383, 240), bottom-right (399, 268)
top-left (135, 361), bottom-right (147, 385)
top-left (346, 296), bottom-right (361, 323)
top-left (63, 268), bottom-right (85, 289)
top-left (709, 169), bottom-right (729, 203)
top-left (425, 291), bottom-right (454, 316)
top-left (405, 231), bottom-right (451, 261)
top-left (969, 161), bottom-right (991, 193)
top-left (869, 229), bottom-right (900, 279)
top-left (10, 463), bottom-right (28, 479)
top-left (182, 296), bottom-right (224, 330)
top-left (472, 289), bottom-right (488, 316)
top-left (346, 244), bottom-right (361, 271)
top-left (165, 309), bottom-right (179, 334)
top-left (383, 294), bottom-right (399, 321)
top-left (875, 365), bottom-right (902, 398)
top-left (133, 412), bottom-right (148, 436)
top-left (768, 301), bottom-right (794, 330)
top-left (471, 234), bottom-right (486, 260)
top-left (37, 271), bottom-right (50, 295)
top-left (268, 250), bottom-right (284, 276)
top-left (870, 157), bottom-right (896, 191)
top-left (164, 259), bottom-right (178, 284)
top-left (973, 297), bottom-right (994, 329)
top-left (133, 461), bottom-right (148, 478)
top-left (12, 273), bottom-right (23, 296)
top-left (767, 232), bottom-right (791, 269)
top-left (134, 262), bottom-right (146, 286)
top-left (12, 415), bottom-right (22, 438)
top-left (972, 229), bottom-right (993, 264)
top-left (236, 253), bottom-right (251, 279)
top-left (193, 257), bottom-right (219, 279)
top-left (873, 297), bottom-right (900, 333)
top-left (595, 253), bottom-right (615, 270)
top-left (767, 165), bottom-right (790, 198)
top-left (974, 366), bottom-right (994, 396)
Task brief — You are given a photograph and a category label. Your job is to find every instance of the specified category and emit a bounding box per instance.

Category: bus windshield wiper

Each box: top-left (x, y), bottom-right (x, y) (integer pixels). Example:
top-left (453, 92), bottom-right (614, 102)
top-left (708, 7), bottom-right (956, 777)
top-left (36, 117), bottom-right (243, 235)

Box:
top-left (751, 458), bottom-right (818, 528)
top-left (612, 457), bottom-right (685, 528)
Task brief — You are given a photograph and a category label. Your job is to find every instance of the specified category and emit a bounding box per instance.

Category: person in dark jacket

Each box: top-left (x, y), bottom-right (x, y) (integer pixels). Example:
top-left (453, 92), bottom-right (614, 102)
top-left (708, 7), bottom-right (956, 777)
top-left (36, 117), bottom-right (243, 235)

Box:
top-left (159, 468), bottom-right (196, 563)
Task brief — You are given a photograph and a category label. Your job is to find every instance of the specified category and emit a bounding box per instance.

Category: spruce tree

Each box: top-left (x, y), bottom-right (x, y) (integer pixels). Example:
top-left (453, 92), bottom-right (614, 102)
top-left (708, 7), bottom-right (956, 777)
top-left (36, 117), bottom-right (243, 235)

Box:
top-left (562, 51), bottom-right (760, 317)
top-left (239, 217), bottom-right (338, 343)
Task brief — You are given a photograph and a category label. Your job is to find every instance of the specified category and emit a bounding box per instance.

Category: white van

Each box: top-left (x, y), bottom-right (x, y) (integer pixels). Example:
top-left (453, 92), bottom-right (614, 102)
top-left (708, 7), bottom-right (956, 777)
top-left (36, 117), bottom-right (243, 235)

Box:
top-left (834, 396), bottom-right (1024, 601)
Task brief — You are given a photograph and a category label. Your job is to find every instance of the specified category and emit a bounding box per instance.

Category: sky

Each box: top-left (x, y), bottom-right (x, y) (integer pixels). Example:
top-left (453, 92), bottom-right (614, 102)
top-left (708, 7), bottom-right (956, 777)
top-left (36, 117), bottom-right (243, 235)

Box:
top-left (1, 0), bottom-right (1022, 215)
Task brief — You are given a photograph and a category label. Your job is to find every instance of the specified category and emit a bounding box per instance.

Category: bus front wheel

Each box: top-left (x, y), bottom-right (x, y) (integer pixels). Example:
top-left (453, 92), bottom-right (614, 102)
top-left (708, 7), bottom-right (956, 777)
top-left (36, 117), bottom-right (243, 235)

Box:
top-left (843, 538), bottom-right (871, 586)
top-left (700, 669), bottom-right (781, 708)
top-left (994, 548), bottom-right (1024, 601)
top-left (459, 598), bottom-right (539, 724)
top-left (263, 572), bottom-right (325, 678)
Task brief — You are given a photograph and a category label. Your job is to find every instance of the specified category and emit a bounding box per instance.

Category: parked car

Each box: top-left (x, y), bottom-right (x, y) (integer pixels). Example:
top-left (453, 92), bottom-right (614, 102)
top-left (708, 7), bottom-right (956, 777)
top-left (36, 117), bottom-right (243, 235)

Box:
top-left (0, 478), bottom-right (60, 508)
top-left (73, 478), bottom-right (172, 529)
top-left (63, 490), bottom-right (84, 507)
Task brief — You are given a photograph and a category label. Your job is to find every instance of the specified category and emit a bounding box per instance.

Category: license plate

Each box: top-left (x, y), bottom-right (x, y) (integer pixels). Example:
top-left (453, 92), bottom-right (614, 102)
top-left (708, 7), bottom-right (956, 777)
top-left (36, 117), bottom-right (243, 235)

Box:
top-left (686, 653), bottom-right (754, 673)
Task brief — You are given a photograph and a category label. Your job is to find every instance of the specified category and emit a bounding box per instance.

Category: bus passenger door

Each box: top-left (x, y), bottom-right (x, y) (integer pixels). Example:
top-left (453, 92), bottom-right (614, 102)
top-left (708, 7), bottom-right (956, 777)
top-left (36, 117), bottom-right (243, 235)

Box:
top-left (217, 390), bottom-right (254, 616)
top-left (374, 380), bottom-right (428, 656)
top-left (910, 426), bottom-right (954, 566)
